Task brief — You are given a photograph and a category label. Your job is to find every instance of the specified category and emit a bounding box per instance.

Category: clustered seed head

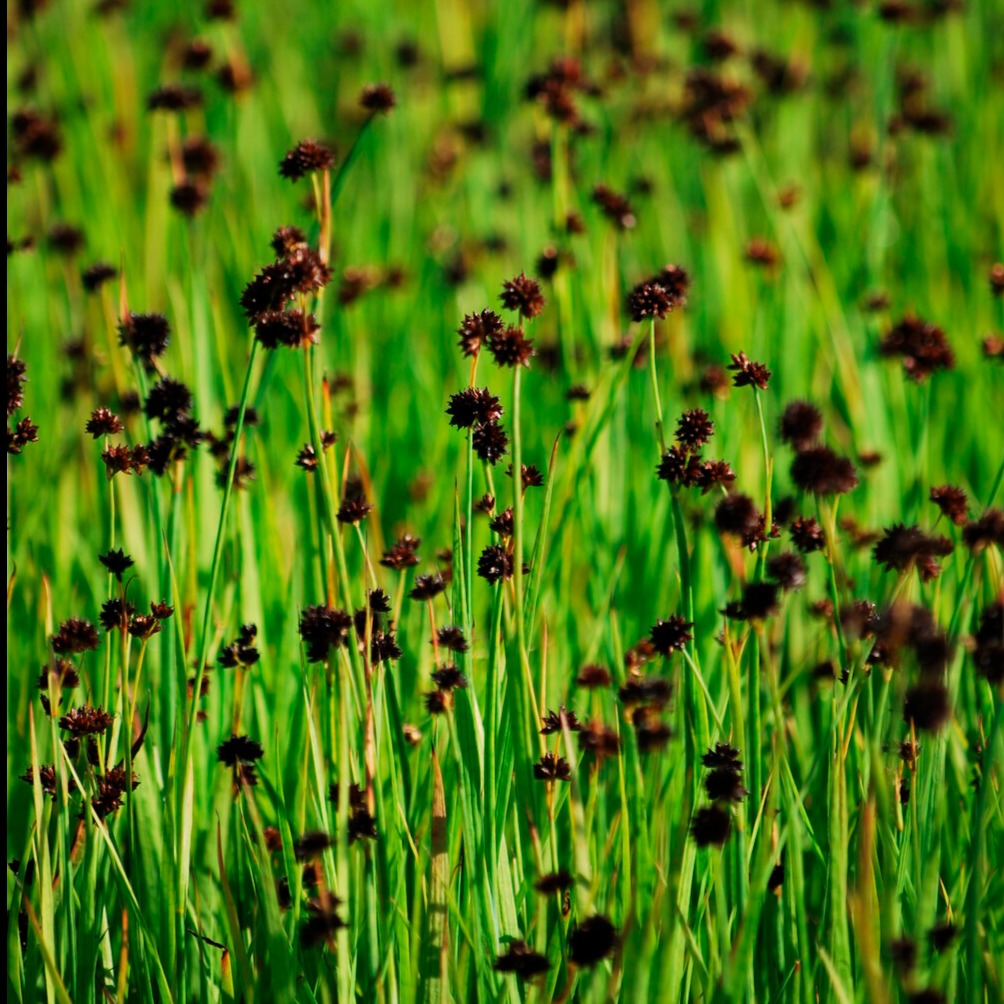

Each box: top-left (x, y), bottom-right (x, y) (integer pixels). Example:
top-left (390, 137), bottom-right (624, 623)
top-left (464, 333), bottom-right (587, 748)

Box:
top-left (477, 543), bottom-right (514, 584)
top-left (59, 705), bottom-right (115, 737)
top-left (446, 387), bottom-right (503, 428)
top-left (972, 602), bottom-right (1003, 685)
top-left (962, 509), bottom-right (1004, 552)
top-left (146, 84), bottom-right (203, 112)
top-left (410, 573), bottom-right (447, 601)
top-left (86, 407), bottom-right (123, 438)
top-left (679, 69), bottom-right (751, 152)
top-left (723, 582), bottom-right (780, 621)
top-left (880, 316), bottom-right (955, 381)
top-left (591, 184), bottom-right (635, 230)
top-left (218, 624), bottom-right (260, 669)
top-left (487, 325), bottom-right (535, 368)
top-left (627, 264), bottom-right (690, 322)
top-left (359, 82), bottom-right (396, 113)
top-left (727, 351), bottom-right (771, 390)
top-left (779, 400), bottom-right (823, 451)
top-left (299, 605), bottom-right (353, 662)
top-left (118, 313), bottom-right (170, 374)
top-left (495, 939), bottom-right (550, 978)
top-left (52, 617), bottom-right (100, 654)
top-left (714, 492), bottom-right (776, 550)
top-left (278, 139), bottom-right (335, 181)
top-left (675, 408), bottom-right (714, 449)
top-left (99, 549), bottom-right (133, 579)
top-left (525, 55), bottom-right (593, 126)
top-left (499, 273), bottom-right (545, 320)
top-left (457, 308), bottom-right (504, 358)
top-left (472, 420), bottom-right (509, 465)
top-left (540, 706), bottom-right (583, 734)
top-left (790, 446), bottom-right (859, 496)
top-left (766, 551), bottom-right (807, 591)
top-left (568, 914), bottom-right (618, 968)
top-left (648, 615), bottom-right (693, 656)
top-left (790, 515), bottom-right (826, 553)
top-left (381, 534), bottom-right (421, 570)
top-left (873, 524), bottom-right (953, 582)
top-left (533, 752), bottom-right (571, 782)
top-left (929, 485), bottom-right (968, 526)
top-left (216, 734), bottom-right (264, 766)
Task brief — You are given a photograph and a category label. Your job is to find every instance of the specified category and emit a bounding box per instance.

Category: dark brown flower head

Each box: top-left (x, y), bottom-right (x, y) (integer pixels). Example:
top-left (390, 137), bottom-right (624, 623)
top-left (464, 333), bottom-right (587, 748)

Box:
top-left (218, 624), bottom-right (260, 669)
top-left (540, 706), bottom-right (583, 735)
top-left (255, 309), bottom-right (320, 350)
top-left (618, 676), bottom-right (672, 708)
top-left (216, 734), bottom-right (264, 767)
top-left (495, 940), bottom-right (550, 979)
top-left (675, 409), bottom-right (714, 449)
top-left (873, 524), bottom-right (952, 581)
top-left (117, 312), bottom-right (170, 374)
top-left (928, 922), bottom-right (957, 953)
top-left (301, 895), bottom-right (347, 948)
top-left (299, 604), bottom-right (353, 662)
top-left (447, 387), bottom-right (503, 429)
top-left (457, 309), bottom-right (504, 358)
top-left (473, 420), bottom-right (509, 465)
top-left (128, 613), bottom-right (162, 640)
top-left (745, 238), bottom-right (780, 269)
top-left (99, 549), bottom-right (133, 579)
top-left (181, 136), bottom-right (220, 179)
top-left (506, 463), bottom-right (544, 490)
top-left (270, 225), bottom-right (307, 258)
top-left (279, 140), bottom-right (335, 181)
top-left (533, 752), bottom-right (571, 782)
top-left (633, 710), bottom-right (673, 753)
top-left (499, 273), bottom-right (545, 320)
top-left (8, 416), bottom-right (39, 454)
top-left (880, 316), bottom-right (954, 381)
top-left (577, 663), bottom-right (612, 688)
top-left (791, 446), bottom-right (859, 496)
top-left (779, 401), bottom-right (823, 451)
top-left (47, 222), bottom-right (85, 256)
top-left (86, 407), bottom-right (123, 438)
top-left (704, 766), bottom-right (748, 803)
top-left (90, 764), bottom-right (139, 820)
top-left (478, 544), bottom-right (514, 584)
top-left (11, 108), bottom-right (62, 162)
top-left (337, 494), bottom-right (372, 525)
top-left (410, 573), bottom-right (447, 602)
top-left (435, 626), bottom-right (467, 654)
top-left (649, 616), bottom-right (693, 656)
top-left (38, 658), bottom-right (80, 695)
top-left (144, 377), bottom-right (193, 423)
top-left (100, 598), bottom-right (136, 632)
top-left (891, 937), bottom-right (918, 974)
top-left (169, 180), bottom-right (208, 217)
top-left (52, 618), bottom-right (100, 654)
top-left (489, 507), bottom-right (514, 538)
top-left (696, 459), bottom-right (736, 494)
top-left (657, 445), bottom-right (704, 488)
top-left (360, 82), bottom-right (396, 113)
top-left (487, 325), bottom-right (535, 368)
top-left (182, 39), bottom-right (214, 70)
top-left (790, 515), bottom-right (826, 553)
top-left (962, 509), bottom-right (1004, 553)
top-left (371, 628), bottom-right (402, 663)
top-left (714, 492), bottom-right (759, 539)
top-left (568, 914), bottom-right (617, 967)
top-left (424, 689), bottom-right (448, 714)
top-left (627, 280), bottom-right (674, 322)
top-left (381, 534), bottom-right (421, 570)
top-left (767, 551), bottom-right (807, 590)
top-left (21, 764), bottom-right (75, 797)
top-left (59, 705), bottom-right (114, 737)
top-left (591, 184), bottom-right (635, 230)
top-left (702, 743), bottom-right (742, 769)
top-left (147, 84), bottom-right (203, 112)
top-left (535, 870), bottom-right (574, 894)
top-left (432, 665), bottom-right (467, 691)
top-left (691, 804), bottom-right (732, 847)
top-left (903, 680), bottom-right (950, 732)
top-left (725, 582), bottom-right (780, 621)
top-left (728, 351), bottom-right (771, 390)
top-left (578, 721), bottom-right (621, 760)
top-left (929, 485), bottom-right (968, 526)
top-left (973, 602), bottom-right (1003, 685)
top-left (8, 355), bottom-right (27, 417)
top-left (294, 831), bottom-right (333, 861)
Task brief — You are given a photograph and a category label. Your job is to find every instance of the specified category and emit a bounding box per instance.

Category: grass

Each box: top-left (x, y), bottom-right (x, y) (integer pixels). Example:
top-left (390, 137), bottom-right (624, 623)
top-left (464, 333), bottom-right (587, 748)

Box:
top-left (6, 1), bottom-right (1004, 1002)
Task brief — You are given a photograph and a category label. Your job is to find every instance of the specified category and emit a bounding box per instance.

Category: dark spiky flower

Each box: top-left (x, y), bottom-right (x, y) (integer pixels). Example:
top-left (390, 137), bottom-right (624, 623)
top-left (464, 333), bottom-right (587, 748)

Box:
top-left (118, 313), bottom-right (170, 373)
top-left (59, 705), bottom-right (114, 737)
top-left (540, 706), bottom-right (583, 734)
top-left (301, 894), bottom-right (347, 948)
top-left (147, 84), bottom-right (203, 112)
top-left (436, 626), bottom-right (468, 653)
top-left (790, 515), bottom-right (826, 553)
top-left (714, 492), bottom-right (760, 539)
top-left (446, 387), bottom-right (503, 428)
top-left (169, 180), bottom-right (208, 217)
top-left (627, 280), bottom-right (674, 322)
top-left (337, 495), bottom-right (373, 525)
top-left (216, 734), bottom-right (264, 766)
top-left (873, 524), bottom-right (953, 582)
top-left (100, 598), bottom-right (135, 632)
top-left (21, 764), bottom-right (75, 797)
top-left (704, 766), bottom-right (748, 803)
top-left (568, 915), bottom-right (617, 967)
top-left (767, 551), bottom-right (807, 590)
top-left (791, 446), bottom-right (859, 496)
top-left (489, 507), bottom-right (514, 537)
top-left (144, 377), bottom-right (192, 423)
top-left (727, 351), bottom-right (771, 390)
top-left (8, 355), bottom-right (27, 417)
top-left (218, 624), bottom-right (260, 669)
top-left (295, 431), bottom-right (336, 471)
top-left (82, 262), bottom-right (118, 292)
top-left (410, 574), bottom-right (447, 601)
top-left (619, 676), bottom-right (672, 708)
top-left (101, 445), bottom-right (135, 477)
top-left (99, 549), bottom-right (134, 579)
top-left (478, 544), bottom-right (514, 584)
top-left (457, 309), bottom-right (504, 358)
top-left (656, 446), bottom-right (703, 488)
top-left (591, 184), bottom-right (635, 229)
top-left (494, 940), bottom-right (550, 979)
top-left (294, 831), bottom-right (333, 861)
top-left (279, 140), bottom-right (335, 181)
top-left (360, 82), bottom-right (396, 113)
top-left (271, 225), bottom-right (307, 258)
top-left (52, 618), bottom-right (99, 654)
top-left (577, 663), bottom-right (612, 688)
top-left (726, 582), bottom-right (780, 621)
top-left (633, 710), bottom-right (673, 753)
top-left (533, 752), bottom-right (571, 782)
top-left (381, 534), bottom-right (421, 570)
top-left (973, 602), bottom-right (1003, 685)
top-left (697, 459), bottom-right (736, 494)
top-left (506, 463), bottom-right (544, 490)
top-left (86, 407), bottom-right (123, 438)
top-left (691, 804), bottom-right (732, 847)
top-left (499, 273), bottom-right (545, 320)
top-left (11, 108), bottom-right (62, 162)
top-left (962, 509), bottom-right (1004, 552)
top-left (255, 309), bottom-right (319, 349)
top-left (432, 665), bottom-right (467, 691)
top-left (880, 317), bottom-right (954, 381)
top-left (903, 681), bottom-right (950, 732)
top-left (929, 485), bottom-right (968, 526)
top-left (8, 417), bottom-right (39, 454)
top-left (299, 605), bottom-right (353, 662)
top-left (676, 409), bottom-right (714, 449)
top-left (702, 743), bottom-right (742, 769)
top-left (649, 616), bottom-right (693, 656)
top-left (578, 721), bottom-right (621, 760)
top-left (779, 401), bottom-right (823, 451)
top-left (487, 325), bottom-right (535, 368)
top-left (928, 923), bottom-right (957, 953)
top-left (535, 870), bottom-right (574, 894)
top-left (91, 765), bottom-right (139, 819)
top-left (425, 690), bottom-right (448, 714)
top-left (473, 420), bottom-right (509, 465)
top-left (745, 237), bottom-right (780, 269)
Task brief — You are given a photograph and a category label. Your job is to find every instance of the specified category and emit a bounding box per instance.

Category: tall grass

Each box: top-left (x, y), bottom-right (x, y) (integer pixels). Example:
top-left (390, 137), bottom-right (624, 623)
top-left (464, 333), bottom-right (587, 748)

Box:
top-left (7, 1), bottom-right (1004, 1003)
